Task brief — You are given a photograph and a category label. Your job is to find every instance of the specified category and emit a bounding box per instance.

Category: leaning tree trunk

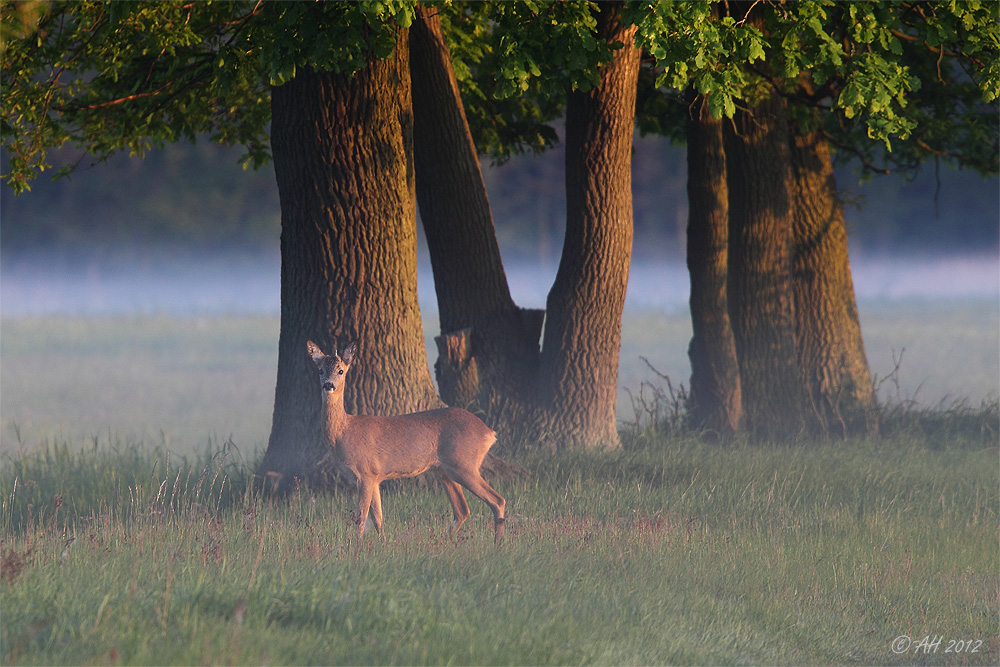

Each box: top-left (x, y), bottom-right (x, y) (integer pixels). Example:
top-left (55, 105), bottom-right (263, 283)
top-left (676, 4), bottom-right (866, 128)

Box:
top-left (259, 29), bottom-right (441, 489)
top-left (685, 90), bottom-right (742, 436)
top-left (724, 91), bottom-right (805, 441)
top-left (537, 1), bottom-right (641, 450)
top-left (409, 4), bottom-right (543, 449)
top-left (789, 128), bottom-right (876, 437)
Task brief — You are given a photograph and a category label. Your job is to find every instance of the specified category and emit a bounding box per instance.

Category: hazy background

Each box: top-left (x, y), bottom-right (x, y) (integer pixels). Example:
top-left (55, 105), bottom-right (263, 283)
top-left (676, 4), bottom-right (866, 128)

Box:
top-left (1, 136), bottom-right (997, 452)
top-left (3, 134), bottom-right (997, 308)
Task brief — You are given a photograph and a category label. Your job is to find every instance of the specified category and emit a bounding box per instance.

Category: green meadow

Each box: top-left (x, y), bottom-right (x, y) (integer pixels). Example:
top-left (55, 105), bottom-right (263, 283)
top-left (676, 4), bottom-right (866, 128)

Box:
top-left (2, 431), bottom-right (996, 665)
top-left (0, 305), bottom-right (997, 665)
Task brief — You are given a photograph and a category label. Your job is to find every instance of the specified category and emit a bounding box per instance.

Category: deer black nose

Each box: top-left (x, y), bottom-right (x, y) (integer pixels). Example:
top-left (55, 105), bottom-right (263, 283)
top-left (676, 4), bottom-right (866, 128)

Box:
top-left (323, 382), bottom-right (335, 391)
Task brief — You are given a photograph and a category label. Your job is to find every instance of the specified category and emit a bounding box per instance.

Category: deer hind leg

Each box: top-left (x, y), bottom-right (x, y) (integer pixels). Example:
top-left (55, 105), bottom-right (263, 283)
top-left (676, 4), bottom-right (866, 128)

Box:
top-left (449, 468), bottom-right (506, 545)
top-left (437, 471), bottom-right (471, 537)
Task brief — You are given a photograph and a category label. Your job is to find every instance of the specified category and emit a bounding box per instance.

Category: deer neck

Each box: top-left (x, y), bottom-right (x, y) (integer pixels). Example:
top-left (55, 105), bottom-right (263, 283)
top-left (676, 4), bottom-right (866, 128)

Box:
top-left (322, 390), bottom-right (352, 441)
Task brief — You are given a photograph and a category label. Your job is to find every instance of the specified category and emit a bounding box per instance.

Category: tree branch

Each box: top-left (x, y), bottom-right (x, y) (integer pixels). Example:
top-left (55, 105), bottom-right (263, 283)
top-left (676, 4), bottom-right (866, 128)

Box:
top-left (821, 129), bottom-right (894, 175)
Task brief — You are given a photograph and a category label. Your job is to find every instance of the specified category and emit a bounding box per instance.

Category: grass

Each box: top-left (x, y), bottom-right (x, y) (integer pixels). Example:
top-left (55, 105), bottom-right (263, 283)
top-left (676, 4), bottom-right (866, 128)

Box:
top-left (0, 315), bottom-right (279, 453)
top-left (1, 426), bottom-right (997, 665)
top-left (0, 307), bottom-right (997, 664)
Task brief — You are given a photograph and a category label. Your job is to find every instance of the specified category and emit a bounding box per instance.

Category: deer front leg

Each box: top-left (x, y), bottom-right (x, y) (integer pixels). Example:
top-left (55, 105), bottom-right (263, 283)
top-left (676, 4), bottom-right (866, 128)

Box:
top-left (370, 483), bottom-right (384, 536)
top-left (355, 478), bottom-right (377, 538)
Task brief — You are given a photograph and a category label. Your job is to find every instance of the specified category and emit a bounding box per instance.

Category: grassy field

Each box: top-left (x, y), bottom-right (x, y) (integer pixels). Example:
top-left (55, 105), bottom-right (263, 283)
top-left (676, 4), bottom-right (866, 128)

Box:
top-left (2, 299), bottom-right (997, 455)
top-left (0, 308), bottom-right (997, 665)
top-left (1, 427), bottom-right (997, 665)
top-left (0, 315), bottom-right (279, 454)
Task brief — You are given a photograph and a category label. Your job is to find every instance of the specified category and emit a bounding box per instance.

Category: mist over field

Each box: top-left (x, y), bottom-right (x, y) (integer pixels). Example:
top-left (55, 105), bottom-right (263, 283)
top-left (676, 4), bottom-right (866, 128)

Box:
top-left (1, 247), bottom-right (997, 454)
top-left (1, 136), bottom-right (997, 452)
top-left (3, 246), bottom-right (997, 316)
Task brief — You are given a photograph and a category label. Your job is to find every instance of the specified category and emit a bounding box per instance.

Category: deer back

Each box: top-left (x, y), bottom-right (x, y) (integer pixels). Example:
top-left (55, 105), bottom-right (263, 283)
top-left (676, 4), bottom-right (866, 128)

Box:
top-left (337, 408), bottom-right (494, 479)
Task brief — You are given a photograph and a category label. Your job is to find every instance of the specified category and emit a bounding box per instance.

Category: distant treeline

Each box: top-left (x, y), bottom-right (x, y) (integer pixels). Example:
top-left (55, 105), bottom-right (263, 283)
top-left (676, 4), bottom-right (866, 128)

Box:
top-left (2, 137), bottom-right (996, 259)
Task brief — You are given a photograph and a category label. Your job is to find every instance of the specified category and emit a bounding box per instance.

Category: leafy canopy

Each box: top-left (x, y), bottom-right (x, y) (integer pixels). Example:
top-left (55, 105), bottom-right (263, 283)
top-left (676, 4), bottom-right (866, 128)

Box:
top-left (446, 1), bottom-right (997, 170)
top-left (1, 0), bottom-right (416, 193)
top-left (625, 1), bottom-right (998, 172)
top-left (3, 1), bottom-right (997, 192)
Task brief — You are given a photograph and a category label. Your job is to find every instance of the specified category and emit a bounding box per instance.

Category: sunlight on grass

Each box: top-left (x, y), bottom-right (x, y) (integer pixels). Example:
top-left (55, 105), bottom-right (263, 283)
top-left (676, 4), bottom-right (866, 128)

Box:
top-left (1, 309), bottom-right (996, 663)
top-left (1, 430), bottom-right (996, 665)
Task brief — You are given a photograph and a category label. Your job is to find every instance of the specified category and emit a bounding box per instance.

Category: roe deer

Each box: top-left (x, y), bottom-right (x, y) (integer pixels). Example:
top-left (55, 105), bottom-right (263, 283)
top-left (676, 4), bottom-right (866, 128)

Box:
top-left (307, 340), bottom-right (506, 544)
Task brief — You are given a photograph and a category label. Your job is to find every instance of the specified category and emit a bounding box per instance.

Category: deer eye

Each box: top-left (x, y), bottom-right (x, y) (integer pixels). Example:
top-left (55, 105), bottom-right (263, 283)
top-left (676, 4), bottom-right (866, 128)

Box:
top-left (338, 369), bottom-right (345, 375)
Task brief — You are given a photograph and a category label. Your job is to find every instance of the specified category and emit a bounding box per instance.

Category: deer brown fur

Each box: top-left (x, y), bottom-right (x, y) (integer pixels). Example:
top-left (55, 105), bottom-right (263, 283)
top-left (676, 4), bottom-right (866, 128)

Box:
top-left (307, 340), bottom-right (506, 544)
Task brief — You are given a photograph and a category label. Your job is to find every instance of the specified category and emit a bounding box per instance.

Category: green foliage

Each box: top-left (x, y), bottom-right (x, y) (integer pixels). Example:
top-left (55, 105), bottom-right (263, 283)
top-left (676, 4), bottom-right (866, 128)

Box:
top-left (0, 0), bottom-right (47, 51)
top-left (2, 1), bottom-right (264, 193)
top-left (437, 1), bottom-right (562, 161)
top-left (2, 0), bottom-right (996, 190)
top-left (447, 0), bottom-right (996, 166)
top-left (825, 1), bottom-right (998, 167)
top-left (628, 1), bottom-right (998, 169)
top-left (1, 0), bottom-right (619, 184)
top-left (626, 2), bottom-right (766, 121)
top-left (250, 1), bottom-right (415, 86)
top-left (487, 1), bottom-right (610, 98)
top-left (440, 0), bottom-right (618, 162)
top-left (0, 0), bottom-right (417, 193)
top-left (835, 1), bottom-right (999, 175)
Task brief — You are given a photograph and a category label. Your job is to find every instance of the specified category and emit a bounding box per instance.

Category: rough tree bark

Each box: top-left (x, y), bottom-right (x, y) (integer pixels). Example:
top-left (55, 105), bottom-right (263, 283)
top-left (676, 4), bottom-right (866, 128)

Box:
top-left (537, 1), bottom-right (641, 450)
top-left (409, 4), bottom-right (517, 336)
top-left (410, 3), bottom-right (641, 451)
top-left (685, 90), bottom-right (742, 435)
top-left (789, 128), bottom-right (876, 437)
top-left (724, 90), bottom-right (806, 440)
top-left (409, 4), bottom-right (543, 448)
top-left (258, 29), bottom-right (441, 488)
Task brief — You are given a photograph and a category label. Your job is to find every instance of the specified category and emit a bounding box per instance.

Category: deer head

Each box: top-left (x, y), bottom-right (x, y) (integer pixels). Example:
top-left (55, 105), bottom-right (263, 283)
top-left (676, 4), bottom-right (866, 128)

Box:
top-left (307, 340), bottom-right (357, 394)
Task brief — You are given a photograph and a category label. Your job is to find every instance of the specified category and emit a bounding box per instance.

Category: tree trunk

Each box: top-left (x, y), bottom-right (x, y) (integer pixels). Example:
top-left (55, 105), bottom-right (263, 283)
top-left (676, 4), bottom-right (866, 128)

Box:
top-left (685, 91), bottom-right (742, 435)
top-left (409, 4), bottom-right (515, 336)
top-left (724, 91), bottom-right (805, 440)
top-left (259, 29), bottom-right (441, 489)
top-left (409, 4), bottom-right (543, 448)
top-left (538, 2), bottom-right (640, 450)
top-left (789, 129), bottom-right (876, 437)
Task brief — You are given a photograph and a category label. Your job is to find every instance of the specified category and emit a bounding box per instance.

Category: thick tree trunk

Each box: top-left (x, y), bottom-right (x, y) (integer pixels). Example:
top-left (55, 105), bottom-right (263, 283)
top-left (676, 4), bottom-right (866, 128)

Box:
top-left (685, 91), bottom-right (742, 435)
top-left (259, 30), bottom-right (441, 488)
top-left (724, 91), bottom-right (805, 440)
top-left (409, 4), bottom-right (542, 448)
top-left (538, 2), bottom-right (640, 450)
top-left (409, 4), bottom-right (515, 335)
top-left (789, 129), bottom-right (876, 437)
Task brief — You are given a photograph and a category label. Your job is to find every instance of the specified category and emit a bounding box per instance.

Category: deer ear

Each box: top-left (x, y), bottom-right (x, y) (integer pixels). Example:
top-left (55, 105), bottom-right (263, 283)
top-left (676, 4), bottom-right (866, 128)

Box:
top-left (340, 342), bottom-right (357, 366)
top-left (306, 340), bottom-right (325, 364)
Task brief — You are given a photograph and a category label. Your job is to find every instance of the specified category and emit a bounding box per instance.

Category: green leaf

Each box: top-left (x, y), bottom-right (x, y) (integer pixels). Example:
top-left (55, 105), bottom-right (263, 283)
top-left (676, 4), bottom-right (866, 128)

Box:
top-left (722, 94), bottom-right (735, 118)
